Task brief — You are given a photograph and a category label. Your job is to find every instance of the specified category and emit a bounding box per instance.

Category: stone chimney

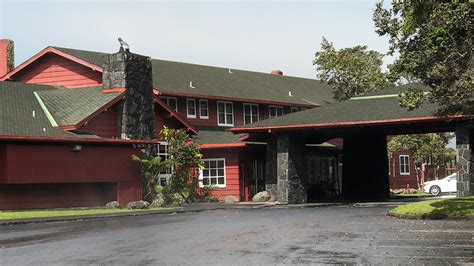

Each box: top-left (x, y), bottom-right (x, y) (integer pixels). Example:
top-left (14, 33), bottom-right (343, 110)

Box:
top-left (0, 39), bottom-right (14, 78)
top-left (102, 49), bottom-right (155, 140)
top-left (271, 69), bottom-right (283, 75)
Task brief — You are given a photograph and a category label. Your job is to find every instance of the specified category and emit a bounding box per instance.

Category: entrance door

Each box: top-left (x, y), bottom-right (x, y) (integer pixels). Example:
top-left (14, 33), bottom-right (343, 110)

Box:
top-left (248, 160), bottom-right (266, 199)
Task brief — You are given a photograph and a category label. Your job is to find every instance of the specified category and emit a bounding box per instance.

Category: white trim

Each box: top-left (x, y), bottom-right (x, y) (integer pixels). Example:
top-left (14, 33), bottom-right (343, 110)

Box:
top-left (186, 98), bottom-right (196, 118)
top-left (243, 103), bottom-right (259, 125)
top-left (269, 105), bottom-right (283, 119)
top-left (33, 92), bottom-right (58, 127)
top-left (199, 99), bottom-right (209, 119)
top-left (399, 155), bottom-right (410, 175)
top-left (217, 101), bottom-right (234, 127)
top-left (199, 158), bottom-right (226, 188)
top-left (160, 96), bottom-right (178, 112)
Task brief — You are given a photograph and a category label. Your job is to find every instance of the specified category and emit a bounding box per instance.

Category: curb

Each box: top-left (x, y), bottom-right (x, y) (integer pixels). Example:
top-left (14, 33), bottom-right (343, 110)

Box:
top-left (0, 203), bottom-right (272, 226)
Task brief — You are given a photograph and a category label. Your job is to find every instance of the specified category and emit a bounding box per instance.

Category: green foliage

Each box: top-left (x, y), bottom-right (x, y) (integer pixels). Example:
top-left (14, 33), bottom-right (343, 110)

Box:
top-left (132, 154), bottom-right (167, 202)
top-left (373, 1), bottom-right (473, 115)
top-left (313, 37), bottom-right (392, 101)
top-left (159, 127), bottom-right (204, 205)
top-left (388, 133), bottom-right (456, 169)
top-left (398, 88), bottom-right (427, 110)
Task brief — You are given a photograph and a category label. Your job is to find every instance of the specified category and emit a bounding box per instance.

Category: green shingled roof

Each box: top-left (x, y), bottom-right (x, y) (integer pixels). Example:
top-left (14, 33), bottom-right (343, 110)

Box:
top-left (192, 129), bottom-right (245, 145)
top-left (231, 84), bottom-right (439, 131)
top-left (0, 81), bottom-right (96, 138)
top-left (36, 86), bottom-right (121, 126)
top-left (52, 46), bottom-right (334, 106)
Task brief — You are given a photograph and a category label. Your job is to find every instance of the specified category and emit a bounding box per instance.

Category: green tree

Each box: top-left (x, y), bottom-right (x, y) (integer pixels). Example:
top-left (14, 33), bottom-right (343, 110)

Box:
top-left (373, 1), bottom-right (473, 115)
top-left (388, 133), bottom-right (456, 179)
top-left (132, 154), bottom-right (167, 202)
top-left (159, 127), bottom-right (204, 204)
top-left (313, 37), bottom-right (392, 101)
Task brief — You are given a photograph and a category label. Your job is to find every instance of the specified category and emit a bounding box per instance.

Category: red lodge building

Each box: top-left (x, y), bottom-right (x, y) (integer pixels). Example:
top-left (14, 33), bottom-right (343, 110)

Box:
top-left (0, 40), bottom-right (342, 209)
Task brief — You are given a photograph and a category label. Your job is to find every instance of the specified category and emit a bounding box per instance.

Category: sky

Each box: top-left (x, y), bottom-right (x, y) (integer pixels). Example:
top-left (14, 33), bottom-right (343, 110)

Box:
top-left (0, 0), bottom-right (392, 79)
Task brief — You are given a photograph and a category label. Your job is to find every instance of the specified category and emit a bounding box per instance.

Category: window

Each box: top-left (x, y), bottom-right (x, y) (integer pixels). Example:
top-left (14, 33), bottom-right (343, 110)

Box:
top-left (156, 142), bottom-right (171, 186)
top-left (217, 101), bottom-right (233, 126)
top-left (160, 97), bottom-right (178, 112)
top-left (186, 98), bottom-right (196, 118)
top-left (243, 103), bottom-right (259, 124)
top-left (399, 155), bottom-right (410, 175)
top-left (200, 159), bottom-right (226, 187)
top-left (291, 107), bottom-right (299, 113)
top-left (269, 106), bottom-right (283, 119)
top-left (199, 99), bottom-right (209, 119)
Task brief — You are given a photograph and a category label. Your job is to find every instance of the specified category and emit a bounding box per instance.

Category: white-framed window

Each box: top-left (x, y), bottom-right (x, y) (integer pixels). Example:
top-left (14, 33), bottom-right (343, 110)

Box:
top-left (291, 107), bottom-right (299, 113)
top-left (160, 96), bottom-right (178, 112)
top-left (399, 155), bottom-right (410, 175)
top-left (243, 103), bottom-right (259, 124)
top-left (186, 98), bottom-right (196, 118)
top-left (200, 158), bottom-right (226, 188)
top-left (156, 142), bottom-right (171, 186)
top-left (269, 106), bottom-right (283, 119)
top-left (217, 101), bottom-right (233, 126)
top-left (199, 99), bottom-right (209, 119)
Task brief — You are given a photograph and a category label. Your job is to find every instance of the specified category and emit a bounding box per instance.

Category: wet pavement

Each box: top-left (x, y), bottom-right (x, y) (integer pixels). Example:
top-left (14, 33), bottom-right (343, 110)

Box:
top-left (0, 205), bottom-right (473, 264)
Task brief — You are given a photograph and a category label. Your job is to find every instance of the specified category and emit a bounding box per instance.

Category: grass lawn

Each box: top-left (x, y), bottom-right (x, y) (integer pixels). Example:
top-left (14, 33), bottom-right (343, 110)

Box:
top-left (389, 196), bottom-right (474, 219)
top-left (390, 192), bottom-right (433, 199)
top-left (0, 207), bottom-right (173, 221)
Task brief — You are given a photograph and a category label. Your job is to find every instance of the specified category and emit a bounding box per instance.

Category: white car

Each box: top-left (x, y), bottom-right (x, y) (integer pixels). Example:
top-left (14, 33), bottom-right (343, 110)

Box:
top-left (423, 173), bottom-right (457, 196)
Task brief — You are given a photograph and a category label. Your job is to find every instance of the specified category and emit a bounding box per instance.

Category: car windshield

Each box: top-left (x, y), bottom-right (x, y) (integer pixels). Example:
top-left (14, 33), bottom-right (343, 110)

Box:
top-left (442, 174), bottom-right (456, 181)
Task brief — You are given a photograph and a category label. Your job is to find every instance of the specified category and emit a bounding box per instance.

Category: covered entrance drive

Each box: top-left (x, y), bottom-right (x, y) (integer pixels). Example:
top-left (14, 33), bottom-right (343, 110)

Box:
top-left (231, 88), bottom-right (473, 204)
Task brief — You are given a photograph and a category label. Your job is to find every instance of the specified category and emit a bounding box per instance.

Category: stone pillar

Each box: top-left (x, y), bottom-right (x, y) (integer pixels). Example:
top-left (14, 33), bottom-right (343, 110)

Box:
top-left (265, 135), bottom-right (278, 197)
top-left (274, 133), bottom-right (307, 204)
top-left (342, 132), bottom-right (389, 200)
top-left (456, 125), bottom-right (473, 197)
top-left (102, 50), bottom-right (155, 140)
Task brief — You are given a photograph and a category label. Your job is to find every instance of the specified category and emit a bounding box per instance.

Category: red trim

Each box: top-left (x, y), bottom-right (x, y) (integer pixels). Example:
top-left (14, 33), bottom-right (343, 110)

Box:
top-left (0, 135), bottom-right (162, 145)
top-left (200, 143), bottom-right (246, 149)
top-left (102, 88), bottom-right (126, 94)
top-left (238, 134), bottom-right (250, 141)
top-left (155, 90), bottom-right (317, 108)
top-left (229, 115), bottom-right (471, 133)
top-left (61, 93), bottom-right (125, 131)
top-left (153, 96), bottom-right (199, 135)
top-left (1, 47), bottom-right (102, 81)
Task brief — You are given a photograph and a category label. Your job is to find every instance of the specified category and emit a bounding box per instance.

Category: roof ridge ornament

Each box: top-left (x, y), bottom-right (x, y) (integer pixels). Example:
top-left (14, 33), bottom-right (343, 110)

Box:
top-left (118, 37), bottom-right (129, 52)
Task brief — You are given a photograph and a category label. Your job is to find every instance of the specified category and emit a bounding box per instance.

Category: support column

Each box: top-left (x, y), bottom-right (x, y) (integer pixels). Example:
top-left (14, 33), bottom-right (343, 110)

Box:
top-left (456, 125), bottom-right (473, 197)
top-left (265, 135), bottom-right (278, 197)
top-left (342, 132), bottom-right (389, 200)
top-left (275, 133), bottom-right (307, 204)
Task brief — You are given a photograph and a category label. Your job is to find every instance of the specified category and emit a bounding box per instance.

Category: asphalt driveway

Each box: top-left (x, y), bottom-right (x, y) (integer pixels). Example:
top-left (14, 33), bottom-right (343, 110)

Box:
top-left (0, 205), bottom-right (473, 264)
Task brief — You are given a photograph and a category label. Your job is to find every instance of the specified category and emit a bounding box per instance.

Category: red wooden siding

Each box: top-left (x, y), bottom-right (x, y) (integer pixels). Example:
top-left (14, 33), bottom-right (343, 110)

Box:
top-left (1, 144), bottom-right (140, 184)
top-left (155, 102), bottom-right (185, 137)
top-left (389, 149), bottom-right (418, 189)
top-left (0, 143), bottom-right (142, 209)
top-left (201, 148), bottom-right (241, 200)
top-left (0, 183), bottom-right (117, 210)
top-left (10, 53), bottom-right (102, 88)
top-left (79, 105), bottom-right (118, 138)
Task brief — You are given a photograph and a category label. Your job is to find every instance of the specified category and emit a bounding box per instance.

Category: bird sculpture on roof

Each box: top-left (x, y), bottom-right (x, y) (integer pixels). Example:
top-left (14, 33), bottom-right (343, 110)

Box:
top-left (118, 37), bottom-right (129, 52)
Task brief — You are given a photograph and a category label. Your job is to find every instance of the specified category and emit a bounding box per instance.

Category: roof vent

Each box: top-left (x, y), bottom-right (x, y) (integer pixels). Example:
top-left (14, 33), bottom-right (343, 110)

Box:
top-left (32, 110), bottom-right (37, 118)
top-left (288, 90), bottom-right (293, 97)
top-left (228, 68), bottom-right (233, 74)
top-left (271, 70), bottom-right (283, 75)
top-left (189, 81), bottom-right (196, 88)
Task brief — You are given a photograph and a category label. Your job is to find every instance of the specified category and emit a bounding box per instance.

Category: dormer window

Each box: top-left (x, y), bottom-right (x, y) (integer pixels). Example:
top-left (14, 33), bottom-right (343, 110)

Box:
top-left (217, 101), bottom-right (233, 126)
top-left (269, 106), bottom-right (283, 119)
top-left (160, 96), bottom-right (178, 112)
top-left (199, 99), bottom-right (209, 119)
top-left (187, 98), bottom-right (196, 118)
